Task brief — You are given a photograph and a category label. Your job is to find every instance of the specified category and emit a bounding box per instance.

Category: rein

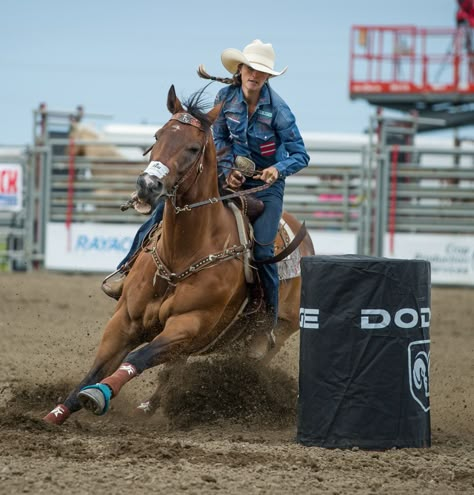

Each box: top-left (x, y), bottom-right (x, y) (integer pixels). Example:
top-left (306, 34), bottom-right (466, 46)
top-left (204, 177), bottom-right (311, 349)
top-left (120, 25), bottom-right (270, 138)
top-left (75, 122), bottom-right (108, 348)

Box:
top-left (172, 182), bottom-right (270, 214)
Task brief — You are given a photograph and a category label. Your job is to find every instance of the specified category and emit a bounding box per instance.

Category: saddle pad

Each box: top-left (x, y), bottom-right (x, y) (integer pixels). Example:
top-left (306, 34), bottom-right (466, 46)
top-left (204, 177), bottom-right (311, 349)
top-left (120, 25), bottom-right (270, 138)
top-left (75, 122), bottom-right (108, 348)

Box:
top-left (277, 219), bottom-right (302, 281)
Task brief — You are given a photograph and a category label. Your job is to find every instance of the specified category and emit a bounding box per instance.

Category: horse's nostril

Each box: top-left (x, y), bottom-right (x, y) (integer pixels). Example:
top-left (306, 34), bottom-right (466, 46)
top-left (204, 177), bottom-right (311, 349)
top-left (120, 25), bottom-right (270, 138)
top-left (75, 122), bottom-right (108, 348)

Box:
top-left (135, 173), bottom-right (165, 205)
top-left (137, 173), bottom-right (158, 192)
top-left (136, 174), bottom-right (146, 188)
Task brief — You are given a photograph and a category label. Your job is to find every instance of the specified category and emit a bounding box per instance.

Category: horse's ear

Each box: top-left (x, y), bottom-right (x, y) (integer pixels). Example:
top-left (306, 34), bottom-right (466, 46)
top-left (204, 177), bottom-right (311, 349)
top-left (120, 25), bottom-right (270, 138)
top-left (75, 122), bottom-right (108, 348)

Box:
top-left (206, 102), bottom-right (223, 123)
top-left (167, 85), bottom-right (184, 114)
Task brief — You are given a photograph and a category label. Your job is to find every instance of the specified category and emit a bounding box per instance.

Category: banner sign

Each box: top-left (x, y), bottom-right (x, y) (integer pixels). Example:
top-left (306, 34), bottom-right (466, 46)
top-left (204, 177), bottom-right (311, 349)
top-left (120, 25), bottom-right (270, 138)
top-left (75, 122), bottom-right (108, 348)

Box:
top-left (44, 223), bottom-right (473, 287)
top-left (385, 233), bottom-right (474, 286)
top-left (0, 164), bottom-right (22, 211)
top-left (45, 222), bottom-right (138, 271)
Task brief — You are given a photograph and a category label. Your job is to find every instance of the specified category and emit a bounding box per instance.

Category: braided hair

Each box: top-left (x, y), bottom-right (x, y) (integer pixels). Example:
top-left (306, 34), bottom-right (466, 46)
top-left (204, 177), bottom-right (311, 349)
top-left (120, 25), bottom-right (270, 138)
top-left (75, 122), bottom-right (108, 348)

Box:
top-left (197, 64), bottom-right (241, 86)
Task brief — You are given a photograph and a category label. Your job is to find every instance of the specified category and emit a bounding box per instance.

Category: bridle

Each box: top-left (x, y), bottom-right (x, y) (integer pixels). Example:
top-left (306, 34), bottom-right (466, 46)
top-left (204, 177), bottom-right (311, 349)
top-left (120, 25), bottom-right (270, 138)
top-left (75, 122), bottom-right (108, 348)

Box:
top-left (143, 111), bottom-right (270, 215)
top-left (147, 112), bottom-right (208, 211)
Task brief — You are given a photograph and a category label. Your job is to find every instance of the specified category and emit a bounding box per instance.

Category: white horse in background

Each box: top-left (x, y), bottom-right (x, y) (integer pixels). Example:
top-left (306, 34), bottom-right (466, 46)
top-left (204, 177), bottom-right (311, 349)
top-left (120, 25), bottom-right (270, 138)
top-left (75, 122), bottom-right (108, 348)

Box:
top-left (66, 123), bottom-right (147, 210)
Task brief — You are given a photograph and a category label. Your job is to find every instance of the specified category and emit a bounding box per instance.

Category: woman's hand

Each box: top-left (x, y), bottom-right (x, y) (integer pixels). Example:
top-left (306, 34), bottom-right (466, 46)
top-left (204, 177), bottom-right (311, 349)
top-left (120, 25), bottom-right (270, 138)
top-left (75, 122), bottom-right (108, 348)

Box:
top-left (254, 166), bottom-right (279, 185)
top-left (226, 170), bottom-right (246, 189)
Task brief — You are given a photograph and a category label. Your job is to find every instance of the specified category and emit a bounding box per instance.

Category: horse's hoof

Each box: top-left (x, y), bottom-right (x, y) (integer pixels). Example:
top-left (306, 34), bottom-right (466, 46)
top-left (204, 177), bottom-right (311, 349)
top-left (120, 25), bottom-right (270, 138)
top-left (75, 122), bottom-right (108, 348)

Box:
top-left (78, 383), bottom-right (112, 416)
top-left (43, 404), bottom-right (70, 425)
top-left (247, 330), bottom-right (275, 361)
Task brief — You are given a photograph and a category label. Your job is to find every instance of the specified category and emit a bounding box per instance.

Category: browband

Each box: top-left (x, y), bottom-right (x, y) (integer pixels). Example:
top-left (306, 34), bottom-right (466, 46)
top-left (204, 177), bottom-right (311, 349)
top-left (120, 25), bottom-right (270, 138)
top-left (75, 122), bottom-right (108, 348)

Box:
top-left (171, 112), bottom-right (203, 130)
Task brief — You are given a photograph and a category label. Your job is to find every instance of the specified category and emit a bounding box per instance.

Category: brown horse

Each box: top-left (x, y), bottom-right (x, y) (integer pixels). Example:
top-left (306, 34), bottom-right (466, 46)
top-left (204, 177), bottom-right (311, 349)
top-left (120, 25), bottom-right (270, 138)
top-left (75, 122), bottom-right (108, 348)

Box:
top-left (43, 85), bottom-right (315, 425)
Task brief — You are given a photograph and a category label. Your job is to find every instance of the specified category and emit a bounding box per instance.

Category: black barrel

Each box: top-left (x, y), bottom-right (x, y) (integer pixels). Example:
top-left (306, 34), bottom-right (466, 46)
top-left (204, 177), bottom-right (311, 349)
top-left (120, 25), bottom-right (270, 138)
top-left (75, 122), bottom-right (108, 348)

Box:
top-left (297, 255), bottom-right (431, 449)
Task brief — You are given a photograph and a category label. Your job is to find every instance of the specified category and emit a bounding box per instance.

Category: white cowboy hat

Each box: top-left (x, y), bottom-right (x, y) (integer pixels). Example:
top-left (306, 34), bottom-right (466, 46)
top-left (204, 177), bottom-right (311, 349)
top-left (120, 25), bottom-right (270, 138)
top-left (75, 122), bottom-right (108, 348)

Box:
top-left (221, 39), bottom-right (288, 77)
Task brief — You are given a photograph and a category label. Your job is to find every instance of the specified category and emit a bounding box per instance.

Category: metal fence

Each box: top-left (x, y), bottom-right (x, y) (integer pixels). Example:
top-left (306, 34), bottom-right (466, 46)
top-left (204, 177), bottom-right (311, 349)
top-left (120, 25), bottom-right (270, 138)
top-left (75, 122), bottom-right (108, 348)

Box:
top-left (361, 114), bottom-right (474, 256)
top-left (2, 112), bottom-right (474, 271)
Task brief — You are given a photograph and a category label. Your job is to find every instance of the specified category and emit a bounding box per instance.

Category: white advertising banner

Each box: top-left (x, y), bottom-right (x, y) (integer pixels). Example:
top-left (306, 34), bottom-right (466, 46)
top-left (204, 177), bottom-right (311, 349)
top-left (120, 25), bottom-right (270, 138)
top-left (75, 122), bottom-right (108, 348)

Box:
top-left (47, 224), bottom-right (474, 286)
top-left (384, 233), bottom-right (474, 286)
top-left (45, 222), bottom-right (139, 272)
top-left (0, 163), bottom-right (22, 212)
top-left (46, 223), bottom-right (358, 272)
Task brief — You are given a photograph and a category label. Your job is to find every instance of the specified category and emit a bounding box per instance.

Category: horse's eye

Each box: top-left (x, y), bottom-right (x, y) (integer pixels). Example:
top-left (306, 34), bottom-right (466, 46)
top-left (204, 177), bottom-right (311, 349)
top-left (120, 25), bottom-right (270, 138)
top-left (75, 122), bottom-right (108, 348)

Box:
top-left (188, 146), bottom-right (201, 154)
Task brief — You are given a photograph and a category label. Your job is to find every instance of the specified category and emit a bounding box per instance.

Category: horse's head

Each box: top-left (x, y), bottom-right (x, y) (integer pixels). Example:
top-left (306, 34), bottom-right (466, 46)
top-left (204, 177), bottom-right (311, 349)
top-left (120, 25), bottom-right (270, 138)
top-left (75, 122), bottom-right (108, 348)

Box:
top-left (133, 85), bottom-right (222, 213)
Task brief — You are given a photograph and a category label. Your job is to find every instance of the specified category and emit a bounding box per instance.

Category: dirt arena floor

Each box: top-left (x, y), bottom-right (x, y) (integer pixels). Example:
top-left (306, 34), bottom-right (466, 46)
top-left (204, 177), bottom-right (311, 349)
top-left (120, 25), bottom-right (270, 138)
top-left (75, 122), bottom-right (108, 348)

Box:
top-left (0, 272), bottom-right (473, 494)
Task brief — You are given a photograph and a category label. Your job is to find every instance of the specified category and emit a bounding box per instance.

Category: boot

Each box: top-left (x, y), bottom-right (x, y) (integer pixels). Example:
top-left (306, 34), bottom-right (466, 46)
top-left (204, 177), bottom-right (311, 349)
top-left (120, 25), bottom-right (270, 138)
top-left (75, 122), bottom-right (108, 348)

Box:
top-left (101, 247), bottom-right (143, 300)
top-left (247, 308), bottom-right (277, 361)
top-left (101, 268), bottom-right (127, 300)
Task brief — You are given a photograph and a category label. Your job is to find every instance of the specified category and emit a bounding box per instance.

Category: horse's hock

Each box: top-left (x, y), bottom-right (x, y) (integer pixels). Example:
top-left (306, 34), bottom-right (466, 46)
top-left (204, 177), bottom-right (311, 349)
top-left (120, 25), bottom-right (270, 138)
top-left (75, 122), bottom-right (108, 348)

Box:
top-left (297, 255), bottom-right (431, 449)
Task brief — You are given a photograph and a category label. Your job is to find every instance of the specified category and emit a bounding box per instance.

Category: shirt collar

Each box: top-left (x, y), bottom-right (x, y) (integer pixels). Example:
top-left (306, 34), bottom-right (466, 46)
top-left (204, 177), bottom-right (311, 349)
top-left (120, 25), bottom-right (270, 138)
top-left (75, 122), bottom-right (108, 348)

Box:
top-left (237, 84), bottom-right (271, 107)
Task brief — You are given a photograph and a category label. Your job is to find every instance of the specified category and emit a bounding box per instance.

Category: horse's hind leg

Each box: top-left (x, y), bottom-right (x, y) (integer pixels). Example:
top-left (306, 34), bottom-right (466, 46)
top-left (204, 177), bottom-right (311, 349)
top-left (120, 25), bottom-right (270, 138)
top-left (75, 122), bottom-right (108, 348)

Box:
top-left (135, 358), bottom-right (187, 417)
top-left (257, 318), bottom-right (297, 366)
top-left (260, 278), bottom-right (301, 366)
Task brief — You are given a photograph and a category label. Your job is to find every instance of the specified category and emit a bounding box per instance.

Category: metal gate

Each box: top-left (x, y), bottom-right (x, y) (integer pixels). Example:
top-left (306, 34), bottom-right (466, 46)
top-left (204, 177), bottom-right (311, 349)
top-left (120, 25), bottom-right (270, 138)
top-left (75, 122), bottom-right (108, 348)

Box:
top-left (360, 111), bottom-right (474, 258)
top-left (3, 105), bottom-right (474, 285)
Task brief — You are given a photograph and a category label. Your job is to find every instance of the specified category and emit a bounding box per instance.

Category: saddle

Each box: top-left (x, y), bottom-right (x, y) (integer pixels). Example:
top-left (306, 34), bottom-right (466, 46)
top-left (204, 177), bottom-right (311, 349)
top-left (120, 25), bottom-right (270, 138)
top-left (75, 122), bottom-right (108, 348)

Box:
top-left (224, 188), bottom-right (265, 223)
top-left (224, 197), bottom-right (303, 318)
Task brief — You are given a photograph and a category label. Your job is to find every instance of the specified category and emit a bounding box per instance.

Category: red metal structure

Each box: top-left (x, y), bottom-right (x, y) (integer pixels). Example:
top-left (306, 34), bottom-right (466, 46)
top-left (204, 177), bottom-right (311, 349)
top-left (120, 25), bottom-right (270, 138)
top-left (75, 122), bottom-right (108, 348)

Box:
top-left (349, 25), bottom-right (474, 130)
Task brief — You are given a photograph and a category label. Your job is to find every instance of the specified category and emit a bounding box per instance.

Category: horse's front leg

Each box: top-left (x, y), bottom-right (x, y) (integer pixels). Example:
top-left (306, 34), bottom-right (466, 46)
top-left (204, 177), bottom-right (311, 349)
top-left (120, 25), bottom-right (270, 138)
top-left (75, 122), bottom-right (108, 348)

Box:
top-left (78, 313), bottom-right (204, 417)
top-left (43, 308), bottom-right (141, 425)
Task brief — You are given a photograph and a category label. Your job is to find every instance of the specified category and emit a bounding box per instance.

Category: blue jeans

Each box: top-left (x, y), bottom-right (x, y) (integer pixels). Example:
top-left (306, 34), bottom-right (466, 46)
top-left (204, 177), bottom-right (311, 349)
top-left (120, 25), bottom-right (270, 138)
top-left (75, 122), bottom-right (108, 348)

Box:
top-left (117, 201), bottom-right (165, 268)
top-left (248, 179), bottom-right (284, 319)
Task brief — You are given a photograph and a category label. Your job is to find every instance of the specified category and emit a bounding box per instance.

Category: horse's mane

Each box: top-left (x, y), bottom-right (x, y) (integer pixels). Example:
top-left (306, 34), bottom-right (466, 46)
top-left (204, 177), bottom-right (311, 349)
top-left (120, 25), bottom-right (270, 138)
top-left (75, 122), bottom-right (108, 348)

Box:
top-left (181, 86), bottom-right (214, 132)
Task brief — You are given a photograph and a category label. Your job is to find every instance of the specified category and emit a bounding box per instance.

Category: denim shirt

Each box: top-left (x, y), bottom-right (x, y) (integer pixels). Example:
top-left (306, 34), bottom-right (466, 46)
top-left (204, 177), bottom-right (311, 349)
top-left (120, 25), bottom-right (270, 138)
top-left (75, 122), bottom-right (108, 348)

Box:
top-left (213, 84), bottom-right (309, 180)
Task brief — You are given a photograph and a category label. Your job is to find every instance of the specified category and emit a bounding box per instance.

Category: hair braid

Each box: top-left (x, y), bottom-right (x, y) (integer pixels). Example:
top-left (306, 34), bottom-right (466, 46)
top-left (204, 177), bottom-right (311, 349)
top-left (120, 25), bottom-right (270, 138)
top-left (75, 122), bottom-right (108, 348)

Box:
top-left (197, 64), bottom-right (240, 86)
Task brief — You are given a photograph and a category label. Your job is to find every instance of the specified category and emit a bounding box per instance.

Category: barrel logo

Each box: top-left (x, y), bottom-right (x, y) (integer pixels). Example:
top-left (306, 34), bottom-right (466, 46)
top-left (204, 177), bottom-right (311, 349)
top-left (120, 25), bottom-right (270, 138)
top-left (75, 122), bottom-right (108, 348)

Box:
top-left (408, 339), bottom-right (430, 412)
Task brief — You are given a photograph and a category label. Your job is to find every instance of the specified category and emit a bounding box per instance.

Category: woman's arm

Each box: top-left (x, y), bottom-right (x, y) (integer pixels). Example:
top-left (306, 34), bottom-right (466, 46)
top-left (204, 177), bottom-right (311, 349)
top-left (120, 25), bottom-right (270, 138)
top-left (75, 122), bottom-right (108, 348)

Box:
top-left (272, 104), bottom-right (310, 179)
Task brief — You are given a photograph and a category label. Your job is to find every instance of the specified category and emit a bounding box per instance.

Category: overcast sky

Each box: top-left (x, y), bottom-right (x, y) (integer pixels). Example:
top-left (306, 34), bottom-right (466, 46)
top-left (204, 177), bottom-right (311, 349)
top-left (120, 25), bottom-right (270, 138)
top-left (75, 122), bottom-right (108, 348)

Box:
top-left (1, 0), bottom-right (460, 145)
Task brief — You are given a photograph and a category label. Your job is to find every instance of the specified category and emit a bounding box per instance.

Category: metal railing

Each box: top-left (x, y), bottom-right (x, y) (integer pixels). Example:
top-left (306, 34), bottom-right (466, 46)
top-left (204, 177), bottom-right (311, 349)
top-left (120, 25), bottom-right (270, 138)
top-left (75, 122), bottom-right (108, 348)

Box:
top-left (2, 116), bottom-right (474, 270)
top-left (362, 113), bottom-right (474, 256)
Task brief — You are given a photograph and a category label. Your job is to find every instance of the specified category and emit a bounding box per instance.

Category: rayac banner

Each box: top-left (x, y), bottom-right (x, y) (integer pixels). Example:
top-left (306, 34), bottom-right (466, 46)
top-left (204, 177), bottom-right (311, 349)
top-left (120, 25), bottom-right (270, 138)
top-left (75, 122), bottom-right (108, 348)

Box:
top-left (45, 222), bottom-right (139, 271)
top-left (0, 164), bottom-right (22, 212)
